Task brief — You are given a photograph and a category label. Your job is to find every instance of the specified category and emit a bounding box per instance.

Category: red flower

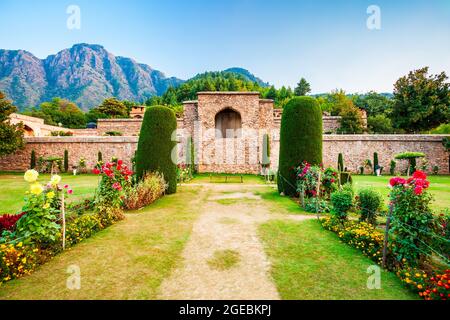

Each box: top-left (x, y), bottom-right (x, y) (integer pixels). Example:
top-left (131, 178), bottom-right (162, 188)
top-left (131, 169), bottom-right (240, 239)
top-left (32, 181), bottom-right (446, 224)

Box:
top-left (413, 170), bottom-right (427, 180)
top-left (117, 159), bottom-right (123, 166)
top-left (112, 182), bottom-right (122, 191)
top-left (414, 185), bottom-right (423, 195)
top-left (390, 177), bottom-right (406, 186)
top-left (92, 168), bottom-right (101, 174)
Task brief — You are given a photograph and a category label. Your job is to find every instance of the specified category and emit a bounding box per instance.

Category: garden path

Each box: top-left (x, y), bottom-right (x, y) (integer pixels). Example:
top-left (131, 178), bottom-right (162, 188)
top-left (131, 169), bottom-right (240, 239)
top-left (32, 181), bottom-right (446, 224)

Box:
top-left (158, 183), bottom-right (313, 300)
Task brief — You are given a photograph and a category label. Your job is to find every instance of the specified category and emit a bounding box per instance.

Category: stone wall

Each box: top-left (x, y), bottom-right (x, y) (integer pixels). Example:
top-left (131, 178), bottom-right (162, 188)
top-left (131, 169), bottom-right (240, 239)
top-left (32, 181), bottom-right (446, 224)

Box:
top-left (321, 135), bottom-right (449, 174)
top-left (1, 135), bottom-right (448, 175)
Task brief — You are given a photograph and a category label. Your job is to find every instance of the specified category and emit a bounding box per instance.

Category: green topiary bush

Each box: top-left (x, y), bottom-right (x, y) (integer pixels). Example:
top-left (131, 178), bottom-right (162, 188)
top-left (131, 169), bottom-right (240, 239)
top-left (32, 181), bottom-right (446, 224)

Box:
top-left (277, 97), bottom-right (322, 195)
top-left (337, 153), bottom-right (344, 172)
top-left (357, 188), bottom-right (382, 225)
top-left (135, 106), bottom-right (177, 194)
top-left (64, 150), bottom-right (69, 173)
top-left (373, 152), bottom-right (379, 175)
top-left (30, 150), bottom-right (36, 169)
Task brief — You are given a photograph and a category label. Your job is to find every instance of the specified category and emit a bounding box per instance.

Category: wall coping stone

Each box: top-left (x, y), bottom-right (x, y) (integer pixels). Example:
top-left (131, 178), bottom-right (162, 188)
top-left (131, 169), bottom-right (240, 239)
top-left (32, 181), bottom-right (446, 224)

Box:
top-left (323, 134), bottom-right (448, 142)
top-left (197, 91), bottom-right (261, 95)
top-left (24, 136), bottom-right (139, 143)
top-left (97, 119), bottom-right (143, 123)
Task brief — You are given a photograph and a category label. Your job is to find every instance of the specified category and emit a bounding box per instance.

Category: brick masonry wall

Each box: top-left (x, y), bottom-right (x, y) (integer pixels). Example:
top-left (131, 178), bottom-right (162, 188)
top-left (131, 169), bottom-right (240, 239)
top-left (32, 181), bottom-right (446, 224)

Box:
top-left (1, 135), bottom-right (448, 175)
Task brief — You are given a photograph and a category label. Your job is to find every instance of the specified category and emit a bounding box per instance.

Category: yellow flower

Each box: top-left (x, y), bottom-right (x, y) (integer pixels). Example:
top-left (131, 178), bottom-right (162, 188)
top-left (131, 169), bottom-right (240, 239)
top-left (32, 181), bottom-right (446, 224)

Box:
top-left (24, 169), bottom-right (39, 183)
top-left (417, 284), bottom-right (423, 289)
top-left (50, 175), bottom-right (61, 186)
top-left (43, 203), bottom-right (50, 209)
top-left (30, 183), bottom-right (44, 195)
top-left (46, 191), bottom-right (55, 199)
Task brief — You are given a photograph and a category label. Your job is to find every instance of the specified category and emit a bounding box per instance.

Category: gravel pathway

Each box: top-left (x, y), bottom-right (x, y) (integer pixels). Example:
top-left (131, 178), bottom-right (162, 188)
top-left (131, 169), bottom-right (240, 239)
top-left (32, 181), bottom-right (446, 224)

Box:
top-left (158, 183), bottom-right (313, 300)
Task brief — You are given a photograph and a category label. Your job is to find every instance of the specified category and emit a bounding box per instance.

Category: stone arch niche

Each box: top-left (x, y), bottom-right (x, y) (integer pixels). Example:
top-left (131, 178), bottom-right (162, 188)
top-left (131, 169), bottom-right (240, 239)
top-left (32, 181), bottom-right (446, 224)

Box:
top-left (23, 125), bottom-right (35, 137)
top-left (214, 108), bottom-right (242, 138)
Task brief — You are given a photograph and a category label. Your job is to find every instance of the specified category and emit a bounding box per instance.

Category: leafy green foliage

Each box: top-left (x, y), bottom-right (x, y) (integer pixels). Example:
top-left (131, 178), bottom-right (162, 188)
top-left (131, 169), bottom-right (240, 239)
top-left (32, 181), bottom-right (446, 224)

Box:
top-left (430, 123), bottom-right (450, 134)
top-left (337, 104), bottom-right (365, 134)
top-left (357, 188), bottom-right (382, 225)
top-left (330, 190), bottom-right (353, 221)
top-left (23, 98), bottom-right (86, 129)
top-left (353, 91), bottom-right (393, 117)
top-left (95, 98), bottom-right (129, 118)
top-left (367, 114), bottom-right (394, 133)
top-left (136, 106), bottom-right (177, 194)
top-left (391, 67), bottom-right (450, 132)
top-left (278, 97), bottom-right (322, 196)
top-left (395, 152), bottom-right (425, 160)
top-left (373, 152), bottom-right (379, 174)
top-left (0, 92), bottom-right (24, 156)
top-left (294, 78), bottom-right (311, 96)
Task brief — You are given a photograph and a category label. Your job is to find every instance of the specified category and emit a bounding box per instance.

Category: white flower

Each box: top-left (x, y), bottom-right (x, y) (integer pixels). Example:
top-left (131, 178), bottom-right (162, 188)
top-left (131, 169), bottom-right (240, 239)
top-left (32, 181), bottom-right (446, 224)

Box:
top-left (50, 174), bottom-right (61, 186)
top-left (24, 169), bottom-right (39, 183)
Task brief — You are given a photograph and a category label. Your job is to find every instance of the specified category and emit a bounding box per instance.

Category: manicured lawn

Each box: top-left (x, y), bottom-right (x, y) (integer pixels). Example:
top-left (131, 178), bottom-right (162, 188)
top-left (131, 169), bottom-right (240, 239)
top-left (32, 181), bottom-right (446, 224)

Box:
top-left (0, 186), bottom-right (203, 300)
top-left (259, 219), bottom-right (417, 300)
top-left (353, 175), bottom-right (450, 211)
top-left (0, 173), bottom-right (99, 213)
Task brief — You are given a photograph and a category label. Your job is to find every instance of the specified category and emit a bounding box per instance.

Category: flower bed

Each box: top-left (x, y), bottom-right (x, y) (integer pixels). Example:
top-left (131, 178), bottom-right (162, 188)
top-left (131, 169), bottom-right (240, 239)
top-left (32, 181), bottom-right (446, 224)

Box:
top-left (320, 170), bottom-right (450, 300)
top-left (1, 159), bottom-right (166, 285)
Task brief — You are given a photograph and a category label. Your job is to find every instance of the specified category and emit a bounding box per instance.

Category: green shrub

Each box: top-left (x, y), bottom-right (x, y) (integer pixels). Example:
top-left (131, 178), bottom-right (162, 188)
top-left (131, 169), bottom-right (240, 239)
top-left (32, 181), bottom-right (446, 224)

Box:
top-left (304, 197), bottom-right (330, 213)
top-left (341, 182), bottom-right (355, 198)
top-left (339, 172), bottom-right (352, 185)
top-left (64, 150), bottom-right (69, 173)
top-left (337, 153), bottom-right (344, 172)
top-left (357, 188), bottom-right (382, 225)
top-left (136, 106), bottom-right (177, 194)
top-left (330, 190), bottom-right (353, 221)
top-left (30, 150), bottom-right (36, 169)
top-left (432, 165), bottom-right (439, 175)
top-left (98, 151), bottom-right (102, 163)
top-left (373, 152), bottom-right (379, 175)
top-left (278, 97), bottom-right (322, 195)
top-left (390, 160), bottom-right (396, 175)
top-left (262, 133), bottom-right (270, 167)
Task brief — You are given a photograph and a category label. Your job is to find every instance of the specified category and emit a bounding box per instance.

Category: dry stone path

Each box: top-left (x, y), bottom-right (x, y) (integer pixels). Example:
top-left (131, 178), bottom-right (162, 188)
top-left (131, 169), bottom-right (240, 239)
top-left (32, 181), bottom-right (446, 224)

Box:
top-left (158, 183), bottom-right (313, 300)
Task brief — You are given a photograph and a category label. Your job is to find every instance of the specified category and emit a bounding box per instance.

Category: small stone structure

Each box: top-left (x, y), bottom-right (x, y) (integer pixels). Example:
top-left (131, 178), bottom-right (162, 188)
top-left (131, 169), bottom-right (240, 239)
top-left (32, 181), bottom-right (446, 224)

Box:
top-left (8, 113), bottom-right (72, 137)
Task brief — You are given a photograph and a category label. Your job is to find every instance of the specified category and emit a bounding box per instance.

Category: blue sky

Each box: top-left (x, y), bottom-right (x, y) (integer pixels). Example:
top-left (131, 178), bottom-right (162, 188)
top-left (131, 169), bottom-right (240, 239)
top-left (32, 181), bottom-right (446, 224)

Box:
top-left (1, 0), bottom-right (449, 93)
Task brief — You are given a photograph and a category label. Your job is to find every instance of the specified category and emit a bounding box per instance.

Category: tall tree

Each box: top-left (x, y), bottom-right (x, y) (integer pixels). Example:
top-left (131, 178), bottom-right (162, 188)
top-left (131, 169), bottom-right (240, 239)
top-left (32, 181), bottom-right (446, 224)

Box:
top-left (391, 67), bottom-right (450, 132)
top-left (294, 78), bottom-right (311, 96)
top-left (265, 86), bottom-right (278, 100)
top-left (0, 92), bottom-right (24, 156)
top-left (96, 98), bottom-right (129, 118)
top-left (23, 98), bottom-right (86, 128)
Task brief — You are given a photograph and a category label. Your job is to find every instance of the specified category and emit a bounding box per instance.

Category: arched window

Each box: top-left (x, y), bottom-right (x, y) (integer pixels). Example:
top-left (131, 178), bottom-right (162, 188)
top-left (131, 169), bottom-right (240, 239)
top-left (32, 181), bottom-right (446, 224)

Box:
top-left (215, 108), bottom-right (242, 138)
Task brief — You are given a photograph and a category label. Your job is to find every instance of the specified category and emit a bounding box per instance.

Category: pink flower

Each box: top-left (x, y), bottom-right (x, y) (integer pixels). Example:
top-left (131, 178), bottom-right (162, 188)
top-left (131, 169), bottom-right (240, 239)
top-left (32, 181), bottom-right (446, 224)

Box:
top-left (64, 184), bottom-right (69, 189)
top-left (112, 182), bottom-right (122, 191)
top-left (414, 186), bottom-right (423, 195)
top-left (67, 189), bottom-right (73, 194)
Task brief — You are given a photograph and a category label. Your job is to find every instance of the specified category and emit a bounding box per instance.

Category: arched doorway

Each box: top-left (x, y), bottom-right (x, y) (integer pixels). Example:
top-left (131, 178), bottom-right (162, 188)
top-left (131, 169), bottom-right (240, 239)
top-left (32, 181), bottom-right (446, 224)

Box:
top-left (215, 108), bottom-right (242, 138)
top-left (23, 125), bottom-right (35, 137)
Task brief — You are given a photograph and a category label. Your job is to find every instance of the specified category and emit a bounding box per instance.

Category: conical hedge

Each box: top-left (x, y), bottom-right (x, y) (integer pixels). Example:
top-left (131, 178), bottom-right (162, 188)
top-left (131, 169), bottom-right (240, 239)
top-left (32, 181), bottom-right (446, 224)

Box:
top-left (277, 97), bottom-right (322, 196)
top-left (136, 106), bottom-right (177, 194)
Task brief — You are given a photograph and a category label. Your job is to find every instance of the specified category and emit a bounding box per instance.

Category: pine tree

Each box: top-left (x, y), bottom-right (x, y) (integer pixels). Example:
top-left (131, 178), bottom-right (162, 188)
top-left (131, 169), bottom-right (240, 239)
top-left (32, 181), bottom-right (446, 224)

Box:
top-left (294, 78), bottom-right (311, 96)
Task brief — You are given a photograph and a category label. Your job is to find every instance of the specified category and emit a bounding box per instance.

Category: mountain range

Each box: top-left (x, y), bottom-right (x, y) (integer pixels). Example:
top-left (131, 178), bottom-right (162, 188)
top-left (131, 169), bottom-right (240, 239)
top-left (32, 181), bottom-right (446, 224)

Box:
top-left (0, 44), bottom-right (268, 111)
